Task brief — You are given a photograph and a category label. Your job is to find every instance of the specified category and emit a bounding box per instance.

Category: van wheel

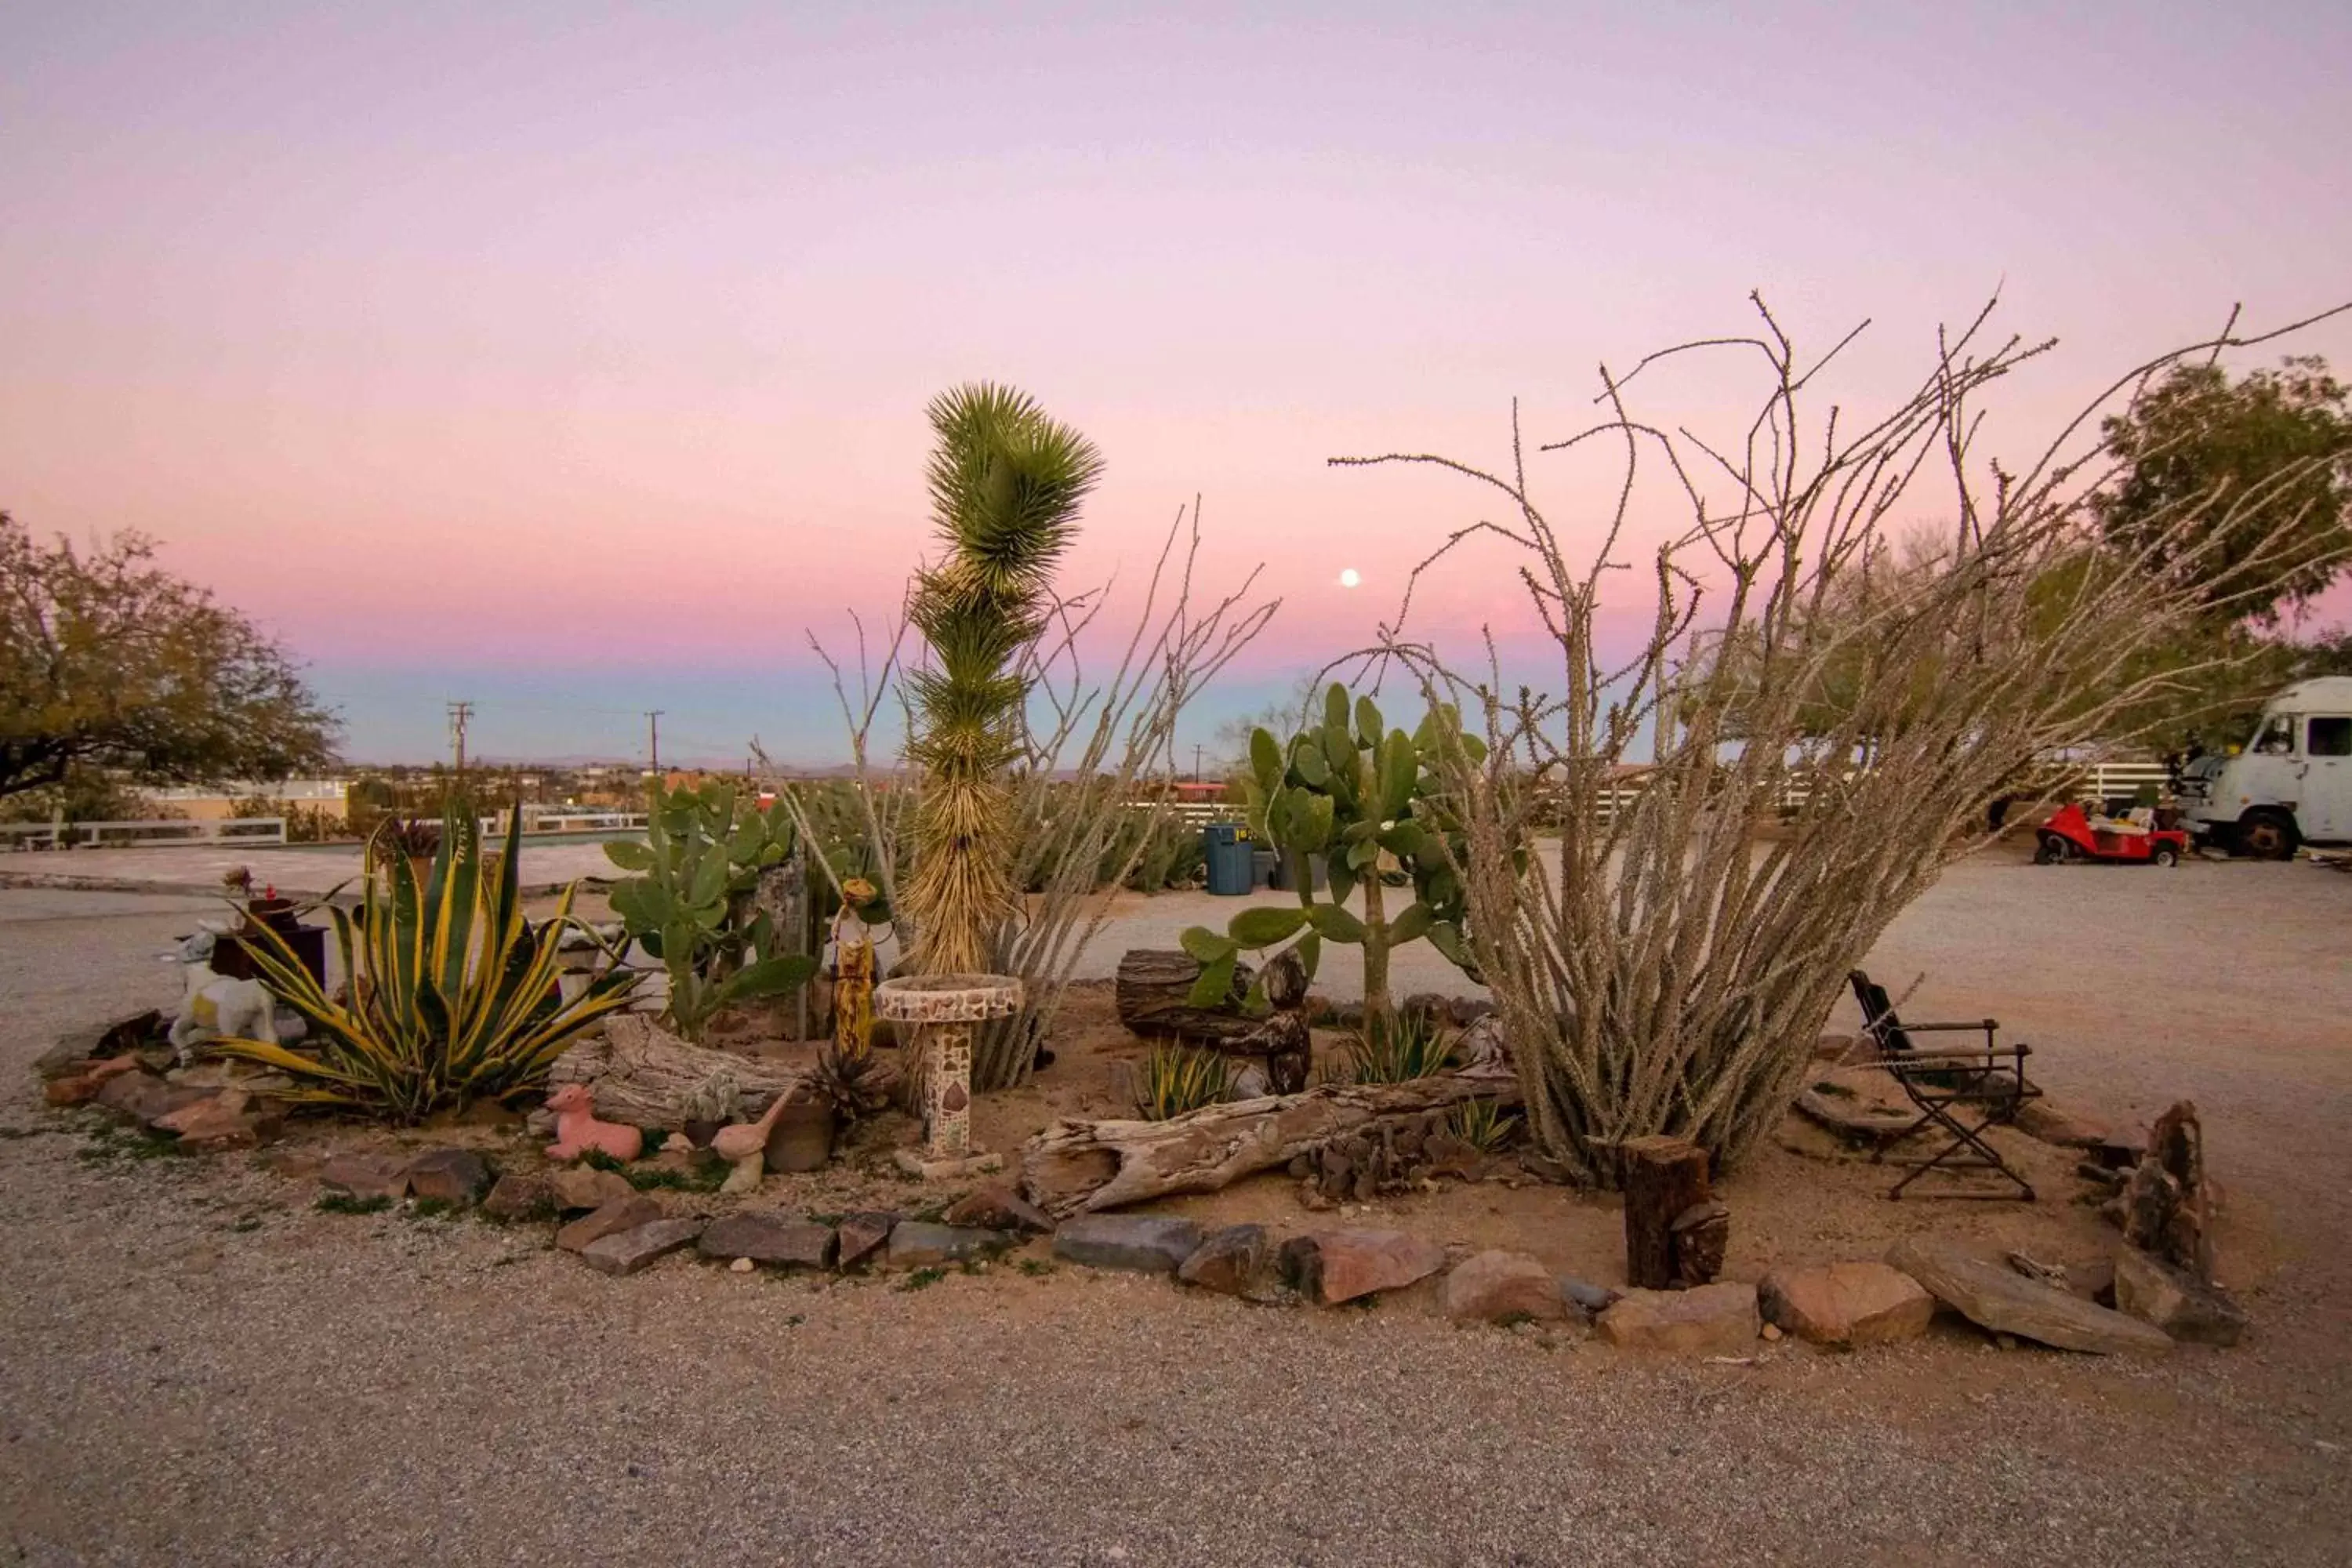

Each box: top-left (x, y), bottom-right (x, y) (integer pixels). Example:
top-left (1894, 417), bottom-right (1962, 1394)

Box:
top-left (2238, 809), bottom-right (2298, 861)
top-left (2151, 844), bottom-right (2180, 867)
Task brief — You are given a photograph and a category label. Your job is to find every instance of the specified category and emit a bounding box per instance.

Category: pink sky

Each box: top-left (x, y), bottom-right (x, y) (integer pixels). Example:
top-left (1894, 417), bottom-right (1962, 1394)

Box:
top-left (5, 3), bottom-right (2348, 762)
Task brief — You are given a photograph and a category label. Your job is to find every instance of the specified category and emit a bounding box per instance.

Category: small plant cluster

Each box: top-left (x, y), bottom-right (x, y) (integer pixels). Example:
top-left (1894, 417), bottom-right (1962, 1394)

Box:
top-left (1131, 1040), bottom-right (1234, 1120)
top-left (1341, 1012), bottom-right (1458, 1084)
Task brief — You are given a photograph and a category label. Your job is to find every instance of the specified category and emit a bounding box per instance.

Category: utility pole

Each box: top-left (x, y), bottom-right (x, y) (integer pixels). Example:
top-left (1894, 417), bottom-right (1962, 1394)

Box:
top-left (1193, 742), bottom-right (1203, 783)
top-left (447, 701), bottom-right (474, 776)
top-left (645, 710), bottom-right (664, 775)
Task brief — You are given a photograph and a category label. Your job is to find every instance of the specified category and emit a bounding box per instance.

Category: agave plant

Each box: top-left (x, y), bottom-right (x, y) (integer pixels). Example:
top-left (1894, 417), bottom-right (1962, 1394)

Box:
top-left (899, 382), bottom-right (1104, 1087)
top-left (212, 804), bottom-right (636, 1121)
top-left (1131, 1040), bottom-right (1234, 1121)
top-left (1447, 1097), bottom-right (1522, 1154)
top-left (1343, 1011), bottom-right (1459, 1084)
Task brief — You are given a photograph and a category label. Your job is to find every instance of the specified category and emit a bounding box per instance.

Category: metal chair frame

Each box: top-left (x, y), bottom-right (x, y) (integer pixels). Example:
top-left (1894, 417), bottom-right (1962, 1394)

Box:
top-left (1847, 970), bottom-right (2041, 1200)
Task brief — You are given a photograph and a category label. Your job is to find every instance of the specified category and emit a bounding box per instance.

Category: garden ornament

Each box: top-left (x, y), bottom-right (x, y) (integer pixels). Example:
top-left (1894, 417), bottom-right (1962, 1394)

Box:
top-left (169, 927), bottom-right (273, 1067)
top-left (544, 1082), bottom-right (644, 1163)
top-left (709, 1091), bottom-right (796, 1193)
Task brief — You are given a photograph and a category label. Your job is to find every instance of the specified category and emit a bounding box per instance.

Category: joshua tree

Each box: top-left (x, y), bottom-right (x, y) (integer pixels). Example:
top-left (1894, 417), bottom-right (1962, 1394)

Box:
top-left (901, 383), bottom-right (1105, 983)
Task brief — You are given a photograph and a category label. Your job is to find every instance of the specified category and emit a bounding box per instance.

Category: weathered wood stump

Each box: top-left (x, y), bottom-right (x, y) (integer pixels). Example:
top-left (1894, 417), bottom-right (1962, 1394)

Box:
top-left (1022, 1074), bottom-right (1519, 1217)
top-left (1114, 949), bottom-right (1258, 1044)
top-left (1621, 1135), bottom-right (1719, 1290)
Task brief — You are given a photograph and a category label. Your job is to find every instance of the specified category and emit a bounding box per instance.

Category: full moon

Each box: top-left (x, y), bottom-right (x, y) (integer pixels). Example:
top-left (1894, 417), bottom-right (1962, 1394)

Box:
top-left (1338, 568), bottom-right (1362, 589)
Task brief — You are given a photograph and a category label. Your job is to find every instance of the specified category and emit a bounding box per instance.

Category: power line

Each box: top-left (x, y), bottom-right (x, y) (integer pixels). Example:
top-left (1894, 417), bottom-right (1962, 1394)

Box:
top-left (446, 700), bottom-right (474, 774)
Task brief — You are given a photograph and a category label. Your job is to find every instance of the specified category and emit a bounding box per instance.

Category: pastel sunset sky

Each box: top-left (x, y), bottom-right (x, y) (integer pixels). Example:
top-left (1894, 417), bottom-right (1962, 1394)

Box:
top-left (5, 2), bottom-right (2348, 765)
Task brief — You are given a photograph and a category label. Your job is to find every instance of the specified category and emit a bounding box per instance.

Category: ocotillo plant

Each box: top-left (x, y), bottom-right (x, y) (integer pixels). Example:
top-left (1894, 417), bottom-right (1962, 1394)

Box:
top-left (1181, 684), bottom-right (1494, 1025)
top-left (900, 383), bottom-right (1104, 1046)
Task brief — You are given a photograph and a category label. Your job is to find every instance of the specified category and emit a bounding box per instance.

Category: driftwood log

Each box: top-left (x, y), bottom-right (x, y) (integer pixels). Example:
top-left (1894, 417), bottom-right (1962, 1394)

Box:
top-left (1021, 1074), bottom-right (1521, 1217)
top-left (546, 1014), bottom-right (804, 1131)
top-left (1113, 949), bottom-right (1258, 1044)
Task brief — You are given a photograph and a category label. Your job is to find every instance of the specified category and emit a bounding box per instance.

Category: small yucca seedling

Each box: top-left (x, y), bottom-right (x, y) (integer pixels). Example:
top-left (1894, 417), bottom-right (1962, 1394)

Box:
top-left (1132, 1041), bottom-right (1234, 1121)
top-left (1448, 1097), bottom-right (1521, 1153)
top-left (1344, 1011), bottom-right (1459, 1084)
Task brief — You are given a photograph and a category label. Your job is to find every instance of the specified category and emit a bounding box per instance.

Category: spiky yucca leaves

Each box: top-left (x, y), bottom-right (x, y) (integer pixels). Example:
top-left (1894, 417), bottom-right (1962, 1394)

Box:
top-left (213, 804), bottom-right (635, 1122)
top-left (1132, 1041), bottom-right (1234, 1121)
top-left (901, 383), bottom-right (1105, 993)
top-left (1447, 1097), bottom-right (1522, 1153)
top-left (1344, 1011), bottom-right (1459, 1084)
top-left (811, 1040), bottom-right (897, 1121)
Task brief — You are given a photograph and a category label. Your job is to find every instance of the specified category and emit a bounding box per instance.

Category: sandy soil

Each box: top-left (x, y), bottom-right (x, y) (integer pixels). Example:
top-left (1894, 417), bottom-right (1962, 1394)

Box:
top-left (2, 848), bottom-right (2348, 1565)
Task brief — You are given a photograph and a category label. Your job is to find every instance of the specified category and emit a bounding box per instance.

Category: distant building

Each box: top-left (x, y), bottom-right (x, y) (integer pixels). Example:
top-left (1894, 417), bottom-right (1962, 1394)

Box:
top-left (147, 779), bottom-right (350, 822)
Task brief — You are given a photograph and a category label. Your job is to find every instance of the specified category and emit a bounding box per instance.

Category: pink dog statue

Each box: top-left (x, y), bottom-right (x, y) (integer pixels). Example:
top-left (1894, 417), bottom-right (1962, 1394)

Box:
top-left (545, 1083), bottom-right (643, 1164)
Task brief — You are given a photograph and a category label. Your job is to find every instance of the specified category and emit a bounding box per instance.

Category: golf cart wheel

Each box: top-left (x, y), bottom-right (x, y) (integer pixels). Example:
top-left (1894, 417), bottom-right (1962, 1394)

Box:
top-left (2238, 809), bottom-right (2297, 862)
top-left (2033, 834), bottom-right (2064, 865)
top-left (2151, 844), bottom-right (2180, 868)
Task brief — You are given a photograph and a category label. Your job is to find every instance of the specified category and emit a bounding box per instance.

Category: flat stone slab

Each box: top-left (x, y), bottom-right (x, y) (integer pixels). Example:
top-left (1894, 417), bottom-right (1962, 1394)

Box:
top-left (1887, 1236), bottom-right (2171, 1356)
top-left (579, 1218), bottom-right (704, 1276)
top-left (1175, 1224), bottom-right (1290, 1303)
top-left (1599, 1283), bottom-right (1760, 1355)
top-left (698, 1213), bottom-right (837, 1269)
top-left (2112, 1245), bottom-right (2248, 1346)
top-left (319, 1153), bottom-right (412, 1202)
top-left (943, 1181), bottom-right (1054, 1235)
top-left (1759, 1261), bottom-right (1935, 1347)
top-left (886, 1221), bottom-right (1011, 1269)
top-left (1053, 1215), bottom-right (1207, 1276)
top-left (835, 1211), bottom-right (898, 1270)
top-left (1443, 1250), bottom-right (1569, 1325)
top-left (557, 1196), bottom-right (666, 1253)
top-left (482, 1173), bottom-right (556, 1221)
top-left (549, 1167), bottom-right (637, 1212)
top-left (402, 1149), bottom-right (492, 1206)
top-left (1280, 1229), bottom-right (1447, 1305)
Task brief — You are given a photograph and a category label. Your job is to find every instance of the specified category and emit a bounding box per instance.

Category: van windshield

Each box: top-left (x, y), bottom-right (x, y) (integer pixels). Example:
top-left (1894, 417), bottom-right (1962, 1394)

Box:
top-left (2253, 715), bottom-right (2298, 756)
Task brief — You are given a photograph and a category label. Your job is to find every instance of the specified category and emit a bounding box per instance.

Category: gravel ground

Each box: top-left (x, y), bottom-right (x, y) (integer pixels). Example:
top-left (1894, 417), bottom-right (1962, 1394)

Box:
top-left (2, 856), bottom-right (2348, 1566)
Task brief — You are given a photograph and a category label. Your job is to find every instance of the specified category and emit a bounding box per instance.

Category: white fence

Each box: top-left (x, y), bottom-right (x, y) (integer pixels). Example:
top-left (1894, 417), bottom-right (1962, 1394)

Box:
top-left (2, 817), bottom-right (289, 851)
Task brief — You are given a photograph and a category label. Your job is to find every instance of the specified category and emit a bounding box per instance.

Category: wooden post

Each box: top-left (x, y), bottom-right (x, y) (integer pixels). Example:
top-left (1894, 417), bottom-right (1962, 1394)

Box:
top-left (1622, 1134), bottom-right (1712, 1290)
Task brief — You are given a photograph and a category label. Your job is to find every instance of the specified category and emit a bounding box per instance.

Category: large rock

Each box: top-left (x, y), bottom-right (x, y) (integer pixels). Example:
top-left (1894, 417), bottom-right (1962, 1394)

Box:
top-left (2120, 1102), bottom-right (2214, 1279)
top-left (402, 1149), bottom-right (493, 1206)
top-left (557, 1195), bottom-right (666, 1253)
top-left (1053, 1215), bottom-right (1207, 1276)
top-left (1598, 1283), bottom-right (1760, 1354)
top-left (1559, 1276), bottom-right (1619, 1316)
top-left (886, 1221), bottom-right (1011, 1269)
top-left (1174, 1224), bottom-right (1290, 1303)
top-left (95, 1071), bottom-right (209, 1127)
top-left (319, 1153), bottom-right (412, 1202)
top-left (1886, 1236), bottom-right (2170, 1356)
top-left (699, 1212), bottom-right (837, 1269)
top-left (1759, 1261), bottom-right (1935, 1347)
top-left (2112, 1246), bottom-right (2248, 1347)
top-left (481, 1173), bottom-right (556, 1221)
top-left (835, 1210), bottom-right (898, 1271)
top-left (550, 1167), bottom-right (636, 1213)
top-left (159, 1095), bottom-right (279, 1150)
top-left (579, 1218), bottom-right (702, 1276)
top-left (1279, 1229), bottom-right (1447, 1305)
top-left (1443, 1250), bottom-right (1569, 1326)
top-left (944, 1181), bottom-right (1054, 1236)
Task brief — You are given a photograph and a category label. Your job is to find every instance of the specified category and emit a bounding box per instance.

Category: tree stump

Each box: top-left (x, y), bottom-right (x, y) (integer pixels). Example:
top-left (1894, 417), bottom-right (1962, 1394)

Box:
top-left (1114, 949), bottom-right (1258, 1044)
top-left (1622, 1135), bottom-right (1715, 1290)
top-left (546, 1014), bottom-right (802, 1130)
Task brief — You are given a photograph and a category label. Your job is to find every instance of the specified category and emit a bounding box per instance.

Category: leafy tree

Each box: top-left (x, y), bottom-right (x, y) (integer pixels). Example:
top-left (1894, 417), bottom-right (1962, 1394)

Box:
top-left (2094, 355), bottom-right (2352, 625)
top-left (0, 512), bottom-right (337, 800)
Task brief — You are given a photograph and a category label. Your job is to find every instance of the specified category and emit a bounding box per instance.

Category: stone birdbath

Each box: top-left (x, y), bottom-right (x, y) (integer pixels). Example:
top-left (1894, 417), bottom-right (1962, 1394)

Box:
top-left (874, 973), bottom-right (1022, 1179)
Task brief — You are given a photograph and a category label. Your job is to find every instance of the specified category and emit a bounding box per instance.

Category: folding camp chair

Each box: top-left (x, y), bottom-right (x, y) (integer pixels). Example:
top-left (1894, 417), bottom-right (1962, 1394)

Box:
top-left (1846, 970), bottom-right (2041, 1200)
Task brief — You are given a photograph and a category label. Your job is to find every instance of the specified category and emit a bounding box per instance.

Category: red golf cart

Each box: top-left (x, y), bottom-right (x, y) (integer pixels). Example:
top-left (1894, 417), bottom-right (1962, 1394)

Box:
top-left (2033, 801), bottom-right (2190, 866)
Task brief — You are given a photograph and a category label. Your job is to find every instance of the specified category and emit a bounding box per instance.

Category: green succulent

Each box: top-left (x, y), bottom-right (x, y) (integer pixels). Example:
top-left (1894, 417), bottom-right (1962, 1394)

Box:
top-left (1180, 683), bottom-right (1494, 1023)
top-left (603, 779), bottom-right (815, 1040)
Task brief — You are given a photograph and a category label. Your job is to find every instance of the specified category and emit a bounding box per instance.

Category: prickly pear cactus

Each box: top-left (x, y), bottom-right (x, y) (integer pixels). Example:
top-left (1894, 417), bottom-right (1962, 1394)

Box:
top-left (1180, 683), bottom-right (1488, 1022)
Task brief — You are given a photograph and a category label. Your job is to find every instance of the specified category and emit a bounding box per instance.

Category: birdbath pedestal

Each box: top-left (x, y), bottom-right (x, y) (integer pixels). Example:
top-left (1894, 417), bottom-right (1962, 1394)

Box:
top-left (874, 973), bottom-right (1022, 1180)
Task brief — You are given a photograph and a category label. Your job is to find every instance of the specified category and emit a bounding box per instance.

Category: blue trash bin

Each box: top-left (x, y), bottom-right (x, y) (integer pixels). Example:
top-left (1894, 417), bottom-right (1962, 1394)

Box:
top-left (1203, 822), bottom-right (1254, 895)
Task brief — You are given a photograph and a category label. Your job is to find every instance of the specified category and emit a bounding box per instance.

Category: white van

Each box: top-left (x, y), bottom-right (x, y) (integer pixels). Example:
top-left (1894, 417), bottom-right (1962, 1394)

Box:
top-left (2176, 677), bottom-right (2352, 857)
